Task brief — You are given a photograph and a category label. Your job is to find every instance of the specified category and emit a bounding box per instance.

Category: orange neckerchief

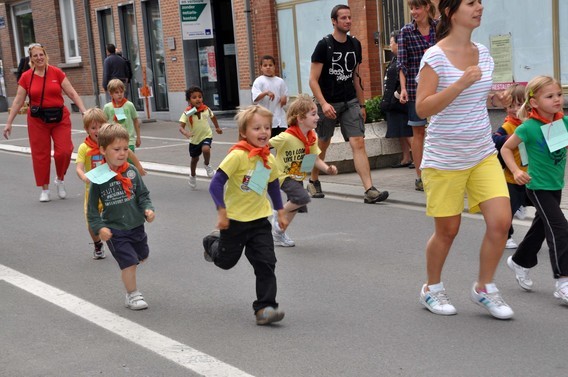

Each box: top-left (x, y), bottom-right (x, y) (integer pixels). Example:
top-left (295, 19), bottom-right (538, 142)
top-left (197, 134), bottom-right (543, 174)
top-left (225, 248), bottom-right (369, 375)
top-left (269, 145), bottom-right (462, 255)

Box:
top-left (112, 97), bottom-right (128, 122)
top-left (85, 136), bottom-right (101, 157)
top-left (186, 104), bottom-right (209, 126)
top-left (229, 140), bottom-right (271, 169)
top-left (528, 110), bottom-right (564, 124)
top-left (285, 125), bottom-right (317, 155)
top-left (110, 162), bottom-right (133, 199)
top-left (504, 116), bottom-right (522, 127)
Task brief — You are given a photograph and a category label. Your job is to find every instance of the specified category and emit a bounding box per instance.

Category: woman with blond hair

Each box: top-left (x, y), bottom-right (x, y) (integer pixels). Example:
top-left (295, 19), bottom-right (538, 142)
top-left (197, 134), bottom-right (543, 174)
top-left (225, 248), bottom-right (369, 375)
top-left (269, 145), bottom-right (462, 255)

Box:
top-left (3, 43), bottom-right (87, 202)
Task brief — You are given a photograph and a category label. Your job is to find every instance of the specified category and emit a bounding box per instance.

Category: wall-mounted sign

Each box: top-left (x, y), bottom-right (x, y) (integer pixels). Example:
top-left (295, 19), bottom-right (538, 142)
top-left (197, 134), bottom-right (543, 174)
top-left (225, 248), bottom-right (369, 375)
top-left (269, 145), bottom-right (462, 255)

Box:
top-left (180, 0), bottom-right (213, 40)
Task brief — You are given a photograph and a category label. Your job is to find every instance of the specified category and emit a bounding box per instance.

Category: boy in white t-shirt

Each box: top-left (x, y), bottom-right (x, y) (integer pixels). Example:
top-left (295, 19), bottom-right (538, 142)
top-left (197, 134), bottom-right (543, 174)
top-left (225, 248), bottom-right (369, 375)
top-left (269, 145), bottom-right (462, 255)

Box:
top-left (251, 55), bottom-right (288, 137)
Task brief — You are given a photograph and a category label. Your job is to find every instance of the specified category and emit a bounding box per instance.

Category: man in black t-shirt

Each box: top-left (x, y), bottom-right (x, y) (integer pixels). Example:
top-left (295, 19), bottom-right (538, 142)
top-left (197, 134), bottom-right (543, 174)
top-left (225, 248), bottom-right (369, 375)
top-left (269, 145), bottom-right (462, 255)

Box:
top-left (308, 4), bottom-right (388, 204)
top-left (103, 44), bottom-right (131, 100)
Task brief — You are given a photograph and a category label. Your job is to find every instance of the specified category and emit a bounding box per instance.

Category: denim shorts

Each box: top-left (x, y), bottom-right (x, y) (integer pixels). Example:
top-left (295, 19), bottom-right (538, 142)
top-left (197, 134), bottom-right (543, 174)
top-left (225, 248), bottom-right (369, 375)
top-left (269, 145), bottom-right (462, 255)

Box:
top-left (316, 98), bottom-right (365, 142)
top-left (189, 138), bottom-right (213, 157)
top-left (105, 225), bottom-right (150, 270)
top-left (407, 101), bottom-right (427, 127)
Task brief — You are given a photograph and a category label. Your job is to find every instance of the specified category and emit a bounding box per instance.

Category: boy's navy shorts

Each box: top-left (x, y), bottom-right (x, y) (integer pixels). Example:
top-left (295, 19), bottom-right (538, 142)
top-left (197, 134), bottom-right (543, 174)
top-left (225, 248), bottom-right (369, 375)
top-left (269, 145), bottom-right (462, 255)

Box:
top-left (281, 177), bottom-right (310, 212)
top-left (106, 225), bottom-right (150, 270)
top-left (189, 138), bottom-right (213, 157)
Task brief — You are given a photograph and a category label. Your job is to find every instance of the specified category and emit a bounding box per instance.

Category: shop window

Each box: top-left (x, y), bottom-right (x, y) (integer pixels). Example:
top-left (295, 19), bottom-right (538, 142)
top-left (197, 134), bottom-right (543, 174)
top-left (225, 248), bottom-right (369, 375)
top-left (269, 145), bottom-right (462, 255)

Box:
top-left (59, 0), bottom-right (81, 63)
top-left (10, 1), bottom-right (35, 61)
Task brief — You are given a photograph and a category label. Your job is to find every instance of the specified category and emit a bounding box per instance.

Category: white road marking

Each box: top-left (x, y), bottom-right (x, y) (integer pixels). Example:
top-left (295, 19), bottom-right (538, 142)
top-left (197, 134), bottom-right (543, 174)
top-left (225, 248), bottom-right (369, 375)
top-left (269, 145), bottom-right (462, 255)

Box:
top-left (0, 264), bottom-right (254, 377)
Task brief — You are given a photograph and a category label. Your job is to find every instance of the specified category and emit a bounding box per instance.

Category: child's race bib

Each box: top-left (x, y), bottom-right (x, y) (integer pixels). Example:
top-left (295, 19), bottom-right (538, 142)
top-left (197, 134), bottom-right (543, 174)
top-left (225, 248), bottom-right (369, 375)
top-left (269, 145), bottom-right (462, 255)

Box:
top-left (248, 161), bottom-right (271, 195)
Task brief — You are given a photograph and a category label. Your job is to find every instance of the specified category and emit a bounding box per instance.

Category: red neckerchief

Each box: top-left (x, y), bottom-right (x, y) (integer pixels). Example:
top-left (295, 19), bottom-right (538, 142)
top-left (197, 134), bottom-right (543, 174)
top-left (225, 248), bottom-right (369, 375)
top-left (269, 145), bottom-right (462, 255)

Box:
top-left (85, 136), bottom-right (101, 157)
top-left (112, 97), bottom-right (128, 122)
top-left (504, 116), bottom-right (522, 127)
top-left (110, 162), bottom-right (133, 199)
top-left (285, 125), bottom-right (317, 155)
top-left (186, 104), bottom-right (209, 126)
top-left (229, 140), bottom-right (271, 169)
top-left (528, 110), bottom-right (564, 124)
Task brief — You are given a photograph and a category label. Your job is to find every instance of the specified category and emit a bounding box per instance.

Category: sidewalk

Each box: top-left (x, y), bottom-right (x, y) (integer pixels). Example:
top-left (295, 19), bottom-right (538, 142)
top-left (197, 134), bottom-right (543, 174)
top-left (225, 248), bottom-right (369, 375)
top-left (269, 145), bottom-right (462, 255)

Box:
top-left (1, 111), bottom-right (567, 213)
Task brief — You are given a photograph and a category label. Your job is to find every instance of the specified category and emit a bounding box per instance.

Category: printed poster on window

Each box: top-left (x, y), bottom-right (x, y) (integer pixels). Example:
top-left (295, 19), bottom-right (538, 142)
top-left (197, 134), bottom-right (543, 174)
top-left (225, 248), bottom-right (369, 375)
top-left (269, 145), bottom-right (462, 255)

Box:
top-left (180, 0), bottom-right (213, 40)
top-left (490, 34), bottom-right (513, 84)
top-left (207, 46), bottom-right (217, 82)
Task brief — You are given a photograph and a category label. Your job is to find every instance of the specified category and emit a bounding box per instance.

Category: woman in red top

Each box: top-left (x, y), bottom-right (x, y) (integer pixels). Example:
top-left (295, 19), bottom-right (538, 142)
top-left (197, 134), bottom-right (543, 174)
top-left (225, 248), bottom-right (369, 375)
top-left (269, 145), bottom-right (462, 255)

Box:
top-left (3, 43), bottom-right (87, 202)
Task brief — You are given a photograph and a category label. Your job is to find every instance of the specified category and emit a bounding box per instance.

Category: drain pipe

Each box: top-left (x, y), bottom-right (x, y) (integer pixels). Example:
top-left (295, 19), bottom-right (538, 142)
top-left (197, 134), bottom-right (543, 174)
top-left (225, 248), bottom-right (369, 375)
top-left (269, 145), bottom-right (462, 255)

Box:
top-left (245, 0), bottom-right (255, 95)
top-left (83, 0), bottom-right (100, 107)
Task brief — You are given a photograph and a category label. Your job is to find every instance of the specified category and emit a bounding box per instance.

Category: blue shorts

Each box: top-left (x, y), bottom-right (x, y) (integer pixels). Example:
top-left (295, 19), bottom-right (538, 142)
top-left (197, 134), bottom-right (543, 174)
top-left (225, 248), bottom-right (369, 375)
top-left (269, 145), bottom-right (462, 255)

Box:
top-left (407, 101), bottom-right (427, 127)
top-left (106, 225), bottom-right (150, 270)
top-left (189, 138), bottom-right (213, 157)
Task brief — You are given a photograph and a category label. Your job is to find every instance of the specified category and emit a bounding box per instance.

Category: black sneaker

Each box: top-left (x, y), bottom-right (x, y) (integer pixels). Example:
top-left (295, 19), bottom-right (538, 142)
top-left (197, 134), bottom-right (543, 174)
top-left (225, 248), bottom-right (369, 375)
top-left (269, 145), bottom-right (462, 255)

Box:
top-left (415, 178), bottom-right (424, 191)
top-left (307, 179), bottom-right (325, 198)
top-left (93, 242), bottom-right (106, 260)
top-left (364, 186), bottom-right (389, 204)
top-left (202, 230), bottom-right (220, 262)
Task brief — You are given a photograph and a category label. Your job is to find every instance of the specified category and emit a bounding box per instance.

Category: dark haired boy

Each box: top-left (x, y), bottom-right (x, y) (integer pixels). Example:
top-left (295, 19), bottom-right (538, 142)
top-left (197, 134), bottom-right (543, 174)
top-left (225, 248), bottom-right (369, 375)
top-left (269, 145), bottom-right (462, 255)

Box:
top-left (251, 55), bottom-right (289, 137)
top-left (179, 86), bottom-right (223, 189)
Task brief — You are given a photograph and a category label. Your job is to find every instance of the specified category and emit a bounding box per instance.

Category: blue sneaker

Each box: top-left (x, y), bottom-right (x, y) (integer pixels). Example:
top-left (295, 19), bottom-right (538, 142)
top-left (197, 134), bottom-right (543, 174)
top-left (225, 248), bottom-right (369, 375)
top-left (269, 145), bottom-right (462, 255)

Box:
top-left (255, 306), bottom-right (285, 325)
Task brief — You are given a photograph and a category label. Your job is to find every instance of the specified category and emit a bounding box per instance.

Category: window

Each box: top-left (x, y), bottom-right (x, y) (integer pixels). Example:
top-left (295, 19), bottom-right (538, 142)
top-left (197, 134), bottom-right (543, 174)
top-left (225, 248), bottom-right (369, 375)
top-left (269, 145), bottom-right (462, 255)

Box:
top-left (59, 0), bottom-right (81, 63)
top-left (10, 1), bottom-right (35, 61)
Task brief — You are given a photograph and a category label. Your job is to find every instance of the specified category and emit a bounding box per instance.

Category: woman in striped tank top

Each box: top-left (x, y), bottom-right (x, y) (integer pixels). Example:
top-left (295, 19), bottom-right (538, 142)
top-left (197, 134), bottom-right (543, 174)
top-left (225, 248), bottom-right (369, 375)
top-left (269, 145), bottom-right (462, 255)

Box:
top-left (414, 0), bottom-right (514, 320)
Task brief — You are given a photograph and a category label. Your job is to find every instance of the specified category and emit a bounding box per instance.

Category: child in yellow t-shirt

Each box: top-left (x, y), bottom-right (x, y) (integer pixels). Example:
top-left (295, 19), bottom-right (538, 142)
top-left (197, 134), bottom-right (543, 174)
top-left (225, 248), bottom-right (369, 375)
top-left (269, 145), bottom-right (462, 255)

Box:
top-left (491, 84), bottom-right (527, 249)
top-left (269, 94), bottom-right (337, 247)
top-left (178, 86), bottom-right (222, 189)
top-left (202, 105), bottom-right (287, 326)
top-left (76, 108), bottom-right (145, 259)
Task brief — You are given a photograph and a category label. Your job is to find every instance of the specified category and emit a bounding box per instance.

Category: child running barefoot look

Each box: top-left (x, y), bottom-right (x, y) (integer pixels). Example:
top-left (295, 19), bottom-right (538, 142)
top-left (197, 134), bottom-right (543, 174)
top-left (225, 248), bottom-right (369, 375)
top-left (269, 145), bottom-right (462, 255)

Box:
top-left (179, 86), bottom-right (223, 189)
top-left (501, 76), bottom-right (568, 305)
top-left (203, 105), bottom-right (287, 325)
top-left (87, 124), bottom-right (155, 310)
top-left (76, 109), bottom-right (146, 259)
top-left (269, 94), bottom-right (338, 247)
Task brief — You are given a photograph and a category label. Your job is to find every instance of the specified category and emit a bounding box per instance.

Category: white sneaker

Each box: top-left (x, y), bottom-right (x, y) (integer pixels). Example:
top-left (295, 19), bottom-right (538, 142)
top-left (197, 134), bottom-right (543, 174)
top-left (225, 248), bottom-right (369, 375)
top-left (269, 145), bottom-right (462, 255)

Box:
top-left (39, 190), bottom-right (51, 202)
top-left (125, 290), bottom-right (148, 310)
top-left (419, 283), bottom-right (457, 315)
top-left (54, 179), bottom-right (66, 199)
top-left (507, 255), bottom-right (533, 291)
top-left (505, 238), bottom-right (518, 249)
top-left (514, 206), bottom-right (527, 220)
top-left (470, 282), bottom-right (514, 319)
top-left (188, 175), bottom-right (197, 189)
top-left (271, 211), bottom-right (295, 247)
top-left (553, 282), bottom-right (568, 304)
top-left (204, 164), bottom-right (215, 177)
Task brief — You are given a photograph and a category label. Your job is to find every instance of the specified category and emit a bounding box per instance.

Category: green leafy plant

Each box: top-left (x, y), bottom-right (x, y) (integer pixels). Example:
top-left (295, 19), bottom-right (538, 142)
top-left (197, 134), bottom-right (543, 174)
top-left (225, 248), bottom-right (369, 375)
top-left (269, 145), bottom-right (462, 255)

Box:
top-left (364, 96), bottom-right (384, 123)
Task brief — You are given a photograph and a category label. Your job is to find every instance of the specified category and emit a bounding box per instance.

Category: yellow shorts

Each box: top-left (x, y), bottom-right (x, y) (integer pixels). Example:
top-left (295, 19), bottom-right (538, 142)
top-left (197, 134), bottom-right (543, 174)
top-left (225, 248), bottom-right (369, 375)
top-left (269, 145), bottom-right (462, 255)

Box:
top-left (422, 154), bottom-right (509, 217)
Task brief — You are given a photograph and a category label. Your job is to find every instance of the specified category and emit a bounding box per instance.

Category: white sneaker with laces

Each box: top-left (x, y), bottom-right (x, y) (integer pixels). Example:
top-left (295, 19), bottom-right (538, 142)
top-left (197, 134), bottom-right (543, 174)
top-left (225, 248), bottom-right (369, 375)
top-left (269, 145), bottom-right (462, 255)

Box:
top-left (125, 290), bottom-right (148, 310)
top-left (204, 164), bottom-right (215, 177)
top-left (553, 282), bottom-right (568, 304)
top-left (505, 238), bottom-right (518, 249)
top-left (470, 282), bottom-right (514, 319)
top-left (419, 283), bottom-right (457, 315)
top-left (39, 190), bottom-right (51, 202)
top-left (514, 206), bottom-right (527, 220)
top-left (507, 255), bottom-right (533, 291)
top-left (271, 210), bottom-right (295, 247)
top-left (188, 175), bottom-right (197, 189)
top-left (54, 179), bottom-right (67, 199)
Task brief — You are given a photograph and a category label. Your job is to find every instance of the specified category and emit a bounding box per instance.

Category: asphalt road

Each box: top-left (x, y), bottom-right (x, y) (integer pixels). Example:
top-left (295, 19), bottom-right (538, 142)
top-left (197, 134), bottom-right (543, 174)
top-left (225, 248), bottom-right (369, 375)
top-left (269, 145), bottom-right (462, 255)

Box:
top-left (1, 150), bottom-right (567, 377)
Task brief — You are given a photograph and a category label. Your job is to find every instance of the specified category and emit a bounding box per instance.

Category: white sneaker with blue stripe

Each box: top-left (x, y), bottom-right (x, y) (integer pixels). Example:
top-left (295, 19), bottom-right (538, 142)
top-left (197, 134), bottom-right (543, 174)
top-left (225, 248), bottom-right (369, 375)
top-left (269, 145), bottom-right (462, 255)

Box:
top-left (470, 282), bottom-right (513, 319)
top-left (419, 282), bottom-right (457, 315)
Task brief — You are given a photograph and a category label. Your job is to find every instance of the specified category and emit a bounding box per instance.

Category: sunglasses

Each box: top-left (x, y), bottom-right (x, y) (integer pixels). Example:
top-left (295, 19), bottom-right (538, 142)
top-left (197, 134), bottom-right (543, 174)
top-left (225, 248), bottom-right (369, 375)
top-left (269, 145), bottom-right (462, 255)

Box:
top-left (28, 43), bottom-right (43, 52)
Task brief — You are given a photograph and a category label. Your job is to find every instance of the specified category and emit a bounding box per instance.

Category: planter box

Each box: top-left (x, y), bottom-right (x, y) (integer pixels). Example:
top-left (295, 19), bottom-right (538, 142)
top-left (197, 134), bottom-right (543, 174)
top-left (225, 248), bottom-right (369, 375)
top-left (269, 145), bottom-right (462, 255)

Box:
top-left (324, 121), bottom-right (402, 173)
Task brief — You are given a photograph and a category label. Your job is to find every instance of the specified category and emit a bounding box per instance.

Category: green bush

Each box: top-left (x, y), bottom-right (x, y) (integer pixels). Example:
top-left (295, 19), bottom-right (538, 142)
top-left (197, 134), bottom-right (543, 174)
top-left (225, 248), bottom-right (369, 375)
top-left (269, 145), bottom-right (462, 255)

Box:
top-left (364, 96), bottom-right (384, 123)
